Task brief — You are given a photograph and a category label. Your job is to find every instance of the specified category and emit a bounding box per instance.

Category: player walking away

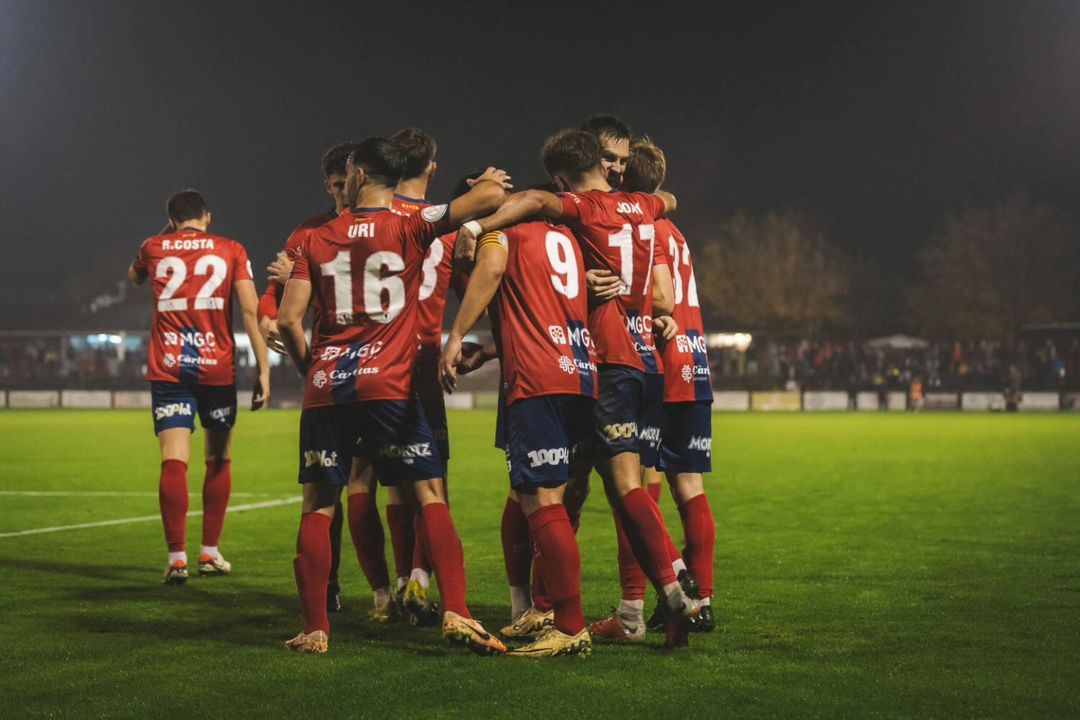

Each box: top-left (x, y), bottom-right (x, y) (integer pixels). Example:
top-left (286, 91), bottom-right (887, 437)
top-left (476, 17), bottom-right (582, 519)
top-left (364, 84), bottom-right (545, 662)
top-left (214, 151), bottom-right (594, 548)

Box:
top-left (128, 190), bottom-right (270, 585)
top-left (624, 139), bottom-right (717, 633)
top-left (257, 141), bottom-right (357, 614)
top-left (276, 138), bottom-right (511, 655)
top-left (439, 217), bottom-right (599, 657)
top-left (454, 130), bottom-right (700, 649)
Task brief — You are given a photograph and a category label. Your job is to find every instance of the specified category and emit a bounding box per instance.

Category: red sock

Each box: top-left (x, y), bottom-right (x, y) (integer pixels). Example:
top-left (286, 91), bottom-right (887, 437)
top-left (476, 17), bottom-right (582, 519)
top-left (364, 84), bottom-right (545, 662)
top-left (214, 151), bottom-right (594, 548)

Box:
top-left (619, 488), bottom-right (677, 588)
top-left (159, 459), bottom-right (188, 553)
top-left (647, 481), bottom-right (662, 503)
top-left (530, 526), bottom-right (553, 613)
top-left (328, 498), bottom-right (343, 585)
top-left (612, 510), bottom-right (647, 601)
top-left (412, 513), bottom-right (432, 574)
top-left (294, 512), bottom-right (332, 635)
top-left (201, 459), bottom-right (231, 548)
top-left (680, 494), bottom-right (716, 598)
top-left (529, 504), bottom-right (585, 635)
top-left (385, 503), bottom-right (414, 581)
top-left (501, 497), bottom-right (532, 588)
top-left (347, 493), bottom-right (390, 590)
top-left (647, 498), bottom-right (683, 566)
top-left (420, 503), bottom-right (469, 617)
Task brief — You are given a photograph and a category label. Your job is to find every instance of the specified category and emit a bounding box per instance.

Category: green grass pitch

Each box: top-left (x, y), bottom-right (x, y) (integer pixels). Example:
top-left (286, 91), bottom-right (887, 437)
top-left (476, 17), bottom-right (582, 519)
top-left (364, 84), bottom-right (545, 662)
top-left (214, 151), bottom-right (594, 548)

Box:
top-left (1, 410), bottom-right (1078, 719)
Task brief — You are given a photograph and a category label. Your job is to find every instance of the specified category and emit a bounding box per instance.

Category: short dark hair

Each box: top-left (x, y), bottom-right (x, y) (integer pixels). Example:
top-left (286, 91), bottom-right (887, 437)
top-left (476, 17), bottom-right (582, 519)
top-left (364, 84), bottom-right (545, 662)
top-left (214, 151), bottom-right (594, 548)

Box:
top-left (166, 189), bottom-right (208, 225)
top-left (541, 129), bottom-right (603, 182)
top-left (581, 115), bottom-right (631, 142)
top-left (621, 137), bottom-right (667, 193)
top-left (350, 137), bottom-right (407, 188)
top-left (452, 169), bottom-right (486, 199)
top-left (322, 142), bottom-right (359, 177)
top-left (390, 127), bottom-right (438, 181)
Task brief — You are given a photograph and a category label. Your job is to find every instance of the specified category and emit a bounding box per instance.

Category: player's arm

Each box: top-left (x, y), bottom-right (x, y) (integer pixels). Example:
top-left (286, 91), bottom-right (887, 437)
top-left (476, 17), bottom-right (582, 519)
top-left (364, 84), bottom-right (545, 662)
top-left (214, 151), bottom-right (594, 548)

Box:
top-left (651, 262), bottom-right (675, 316)
top-left (452, 189), bottom-right (564, 265)
top-left (654, 189), bottom-right (676, 215)
top-left (277, 278), bottom-right (313, 375)
top-left (439, 232), bottom-right (508, 393)
top-left (235, 279), bottom-right (271, 410)
top-left (445, 167), bottom-right (513, 229)
top-left (129, 241), bottom-right (150, 285)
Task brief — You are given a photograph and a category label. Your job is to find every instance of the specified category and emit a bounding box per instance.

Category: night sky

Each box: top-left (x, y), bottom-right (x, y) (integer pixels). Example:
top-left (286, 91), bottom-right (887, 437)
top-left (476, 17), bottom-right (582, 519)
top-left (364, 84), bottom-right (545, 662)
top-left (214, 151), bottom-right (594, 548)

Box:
top-left (2, 1), bottom-right (1078, 315)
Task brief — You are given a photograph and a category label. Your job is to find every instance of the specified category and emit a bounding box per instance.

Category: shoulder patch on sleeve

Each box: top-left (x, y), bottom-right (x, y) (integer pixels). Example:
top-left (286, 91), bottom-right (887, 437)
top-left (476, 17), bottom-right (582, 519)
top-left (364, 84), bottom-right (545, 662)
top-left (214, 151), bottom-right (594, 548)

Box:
top-left (420, 204), bottom-right (449, 223)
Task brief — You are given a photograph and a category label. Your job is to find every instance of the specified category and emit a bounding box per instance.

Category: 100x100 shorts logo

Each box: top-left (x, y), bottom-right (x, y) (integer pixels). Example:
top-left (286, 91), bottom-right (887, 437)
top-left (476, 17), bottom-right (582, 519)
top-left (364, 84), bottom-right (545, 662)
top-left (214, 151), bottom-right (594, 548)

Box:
top-left (603, 422), bottom-right (637, 440)
top-left (155, 402), bottom-right (192, 421)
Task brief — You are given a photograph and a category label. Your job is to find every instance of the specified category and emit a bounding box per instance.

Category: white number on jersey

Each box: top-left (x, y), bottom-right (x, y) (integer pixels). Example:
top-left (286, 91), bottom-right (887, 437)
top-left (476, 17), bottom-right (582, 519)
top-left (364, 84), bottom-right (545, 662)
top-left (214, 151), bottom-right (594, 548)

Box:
top-left (667, 236), bottom-right (699, 308)
top-left (545, 230), bottom-right (580, 299)
top-left (156, 255), bottom-right (228, 312)
top-left (419, 241), bottom-right (443, 302)
top-left (319, 250), bottom-right (406, 326)
top-left (607, 223), bottom-right (655, 296)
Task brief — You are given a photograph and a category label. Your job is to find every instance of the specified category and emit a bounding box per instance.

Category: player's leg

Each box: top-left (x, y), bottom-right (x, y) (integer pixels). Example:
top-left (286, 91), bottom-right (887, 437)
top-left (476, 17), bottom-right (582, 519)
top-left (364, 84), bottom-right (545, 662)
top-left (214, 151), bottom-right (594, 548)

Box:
top-left (194, 383), bottom-right (238, 577)
top-left (500, 488), bottom-right (533, 622)
top-left (286, 481), bottom-right (339, 654)
top-left (400, 388), bottom-right (447, 620)
top-left (660, 401), bottom-right (716, 632)
top-left (367, 398), bottom-right (503, 654)
top-left (505, 396), bottom-right (591, 658)
top-left (591, 367), bottom-right (698, 647)
top-left (384, 483), bottom-right (415, 600)
top-left (326, 497), bottom-right (344, 613)
top-left (345, 458), bottom-right (392, 620)
top-left (151, 381), bottom-right (195, 585)
top-left (285, 404), bottom-right (354, 654)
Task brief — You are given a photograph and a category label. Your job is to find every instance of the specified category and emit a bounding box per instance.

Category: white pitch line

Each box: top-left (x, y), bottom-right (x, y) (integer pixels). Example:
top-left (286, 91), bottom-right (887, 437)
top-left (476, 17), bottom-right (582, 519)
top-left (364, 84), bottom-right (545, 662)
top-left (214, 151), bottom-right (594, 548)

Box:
top-left (0, 496), bottom-right (301, 539)
top-left (0, 490), bottom-right (271, 498)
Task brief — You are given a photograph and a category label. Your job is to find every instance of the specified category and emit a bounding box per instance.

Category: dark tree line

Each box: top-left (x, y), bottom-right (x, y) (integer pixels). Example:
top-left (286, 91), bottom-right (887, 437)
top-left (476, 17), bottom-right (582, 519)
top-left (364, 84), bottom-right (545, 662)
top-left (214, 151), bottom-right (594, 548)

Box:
top-left (694, 194), bottom-right (1080, 339)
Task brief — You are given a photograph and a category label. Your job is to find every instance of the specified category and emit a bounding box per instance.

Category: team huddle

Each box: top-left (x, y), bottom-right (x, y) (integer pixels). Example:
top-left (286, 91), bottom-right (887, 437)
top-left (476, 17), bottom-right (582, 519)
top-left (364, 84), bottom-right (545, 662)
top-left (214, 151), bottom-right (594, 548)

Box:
top-left (129, 116), bottom-right (716, 658)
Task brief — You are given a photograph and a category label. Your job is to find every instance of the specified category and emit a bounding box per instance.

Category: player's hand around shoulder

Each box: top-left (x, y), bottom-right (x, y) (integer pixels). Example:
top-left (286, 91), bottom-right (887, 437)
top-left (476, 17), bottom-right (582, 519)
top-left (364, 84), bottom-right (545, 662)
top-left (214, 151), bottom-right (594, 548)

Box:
top-left (469, 167), bottom-right (513, 192)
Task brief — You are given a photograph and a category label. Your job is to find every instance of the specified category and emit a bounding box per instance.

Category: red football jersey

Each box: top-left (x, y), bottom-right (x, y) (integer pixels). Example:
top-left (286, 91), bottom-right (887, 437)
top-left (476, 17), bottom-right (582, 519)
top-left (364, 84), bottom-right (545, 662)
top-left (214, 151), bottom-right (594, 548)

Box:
top-left (257, 209), bottom-right (337, 322)
top-left (132, 228), bottom-right (254, 385)
top-left (657, 219), bottom-right (712, 403)
top-left (489, 221), bottom-right (599, 405)
top-left (291, 204), bottom-right (452, 408)
top-left (392, 195), bottom-right (454, 350)
top-left (557, 190), bottom-right (667, 371)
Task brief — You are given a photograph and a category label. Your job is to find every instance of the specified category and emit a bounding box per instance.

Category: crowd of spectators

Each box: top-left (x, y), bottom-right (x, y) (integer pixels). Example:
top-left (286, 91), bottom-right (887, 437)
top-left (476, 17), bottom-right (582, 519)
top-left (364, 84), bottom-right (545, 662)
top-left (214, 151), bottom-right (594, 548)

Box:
top-left (2, 332), bottom-right (1078, 395)
top-left (712, 337), bottom-right (1078, 392)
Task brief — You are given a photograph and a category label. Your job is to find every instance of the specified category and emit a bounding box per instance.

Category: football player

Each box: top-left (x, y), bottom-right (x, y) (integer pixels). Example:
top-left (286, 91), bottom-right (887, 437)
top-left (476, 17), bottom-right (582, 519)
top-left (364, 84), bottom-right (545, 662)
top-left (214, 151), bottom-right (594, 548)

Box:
top-left (624, 139), bottom-right (716, 632)
top-left (257, 141), bottom-right (358, 614)
top-left (439, 213), bottom-right (599, 657)
top-left (129, 189), bottom-right (270, 584)
top-left (277, 138), bottom-right (511, 655)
